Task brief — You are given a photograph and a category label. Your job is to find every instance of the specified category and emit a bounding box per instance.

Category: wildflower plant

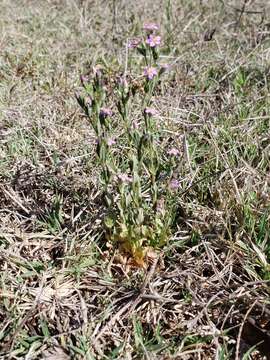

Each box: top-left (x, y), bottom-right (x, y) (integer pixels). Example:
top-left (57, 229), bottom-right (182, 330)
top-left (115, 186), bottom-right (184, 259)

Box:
top-left (77, 24), bottom-right (180, 266)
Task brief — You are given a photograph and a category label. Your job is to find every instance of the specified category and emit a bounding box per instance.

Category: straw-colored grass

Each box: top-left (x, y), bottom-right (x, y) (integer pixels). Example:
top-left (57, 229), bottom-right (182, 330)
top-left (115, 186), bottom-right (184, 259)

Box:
top-left (1, 0), bottom-right (270, 358)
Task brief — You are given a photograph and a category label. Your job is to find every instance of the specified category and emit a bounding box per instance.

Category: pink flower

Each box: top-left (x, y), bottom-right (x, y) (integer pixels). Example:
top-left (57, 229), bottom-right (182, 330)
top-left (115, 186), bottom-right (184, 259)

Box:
top-left (118, 77), bottom-right (128, 88)
top-left (100, 108), bottom-right (113, 118)
top-left (146, 35), bottom-right (161, 47)
top-left (132, 120), bottom-right (139, 129)
top-left (118, 173), bottom-right (133, 183)
top-left (80, 75), bottom-right (89, 85)
top-left (167, 148), bottom-right (180, 156)
top-left (118, 77), bottom-right (129, 94)
top-left (169, 179), bottom-right (180, 190)
top-left (144, 108), bottom-right (158, 116)
top-left (128, 38), bottom-right (141, 49)
top-left (143, 23), bottom-right (159, 32)
top-left (107, 138), bottom-right (116, 146)
top-left (144, 67), bottom-right (158, 80)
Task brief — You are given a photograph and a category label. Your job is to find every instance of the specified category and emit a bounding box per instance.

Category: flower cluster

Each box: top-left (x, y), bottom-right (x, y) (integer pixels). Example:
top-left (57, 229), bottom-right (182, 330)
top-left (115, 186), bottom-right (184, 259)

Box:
top-left (146, 34), bottom-right (161, 47)
top-left (118, 173), bottom-right (133, 183)
top-left (144, 66), bottom-right (158, 80)
top-left (167, 148), bottom-right (180, 156)
top-left (169, 179), bottom-right (180, 190)
top-left (144, 107), bottom-right (158, 116)
top-left (107, 137), bottom-right (116, 146)
top-left (143, 23), bottom-right (159, 32)
top-left (77, 22), bottom-right (179, 267)
top-left (128, 38), bottom-right (141, 49)
top-left (100, 107), bottom-right (113, 118)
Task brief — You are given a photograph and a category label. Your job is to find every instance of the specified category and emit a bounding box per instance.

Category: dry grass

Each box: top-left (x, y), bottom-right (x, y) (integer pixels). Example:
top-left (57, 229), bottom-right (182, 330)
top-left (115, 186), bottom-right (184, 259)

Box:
top-left (1, 0), bottom-right (270, 359)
